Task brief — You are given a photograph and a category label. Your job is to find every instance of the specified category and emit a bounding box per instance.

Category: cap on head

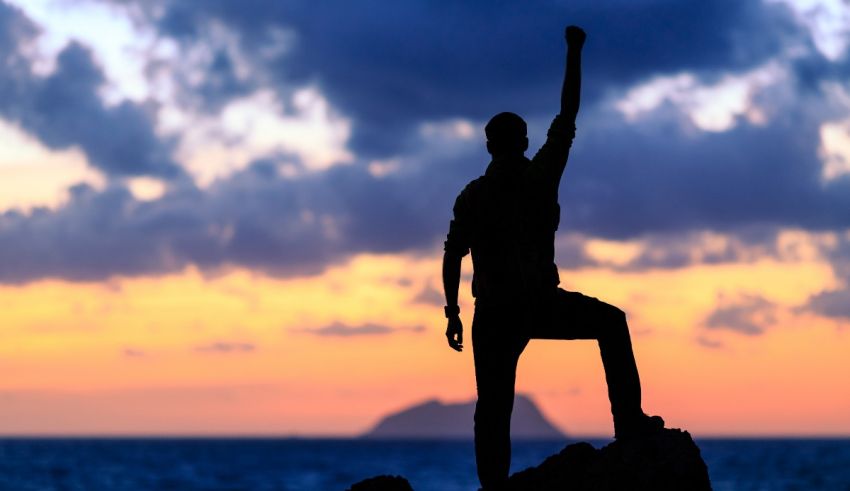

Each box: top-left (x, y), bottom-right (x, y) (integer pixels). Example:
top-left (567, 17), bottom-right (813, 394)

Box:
top-left (485, 112), bottom-right (528, 155)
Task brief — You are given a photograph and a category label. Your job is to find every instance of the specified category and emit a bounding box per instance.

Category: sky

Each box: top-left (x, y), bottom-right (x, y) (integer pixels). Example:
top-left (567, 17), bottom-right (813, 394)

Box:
top-left (0, 0), bottom-right (849, 437)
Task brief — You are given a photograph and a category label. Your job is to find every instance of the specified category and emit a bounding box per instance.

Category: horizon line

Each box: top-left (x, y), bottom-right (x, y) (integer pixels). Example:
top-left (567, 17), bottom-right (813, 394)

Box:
top-left (1, 433), bottom-right (849, 440)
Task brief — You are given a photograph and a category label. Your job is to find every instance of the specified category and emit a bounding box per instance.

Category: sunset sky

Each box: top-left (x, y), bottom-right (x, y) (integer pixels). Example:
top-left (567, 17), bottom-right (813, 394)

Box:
top-left (1, 0), bottom-right (849, 437)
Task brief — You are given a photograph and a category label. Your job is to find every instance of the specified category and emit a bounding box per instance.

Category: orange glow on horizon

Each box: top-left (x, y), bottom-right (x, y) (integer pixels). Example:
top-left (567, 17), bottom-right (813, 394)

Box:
top-left (0, 248), bottom-right (848, 436)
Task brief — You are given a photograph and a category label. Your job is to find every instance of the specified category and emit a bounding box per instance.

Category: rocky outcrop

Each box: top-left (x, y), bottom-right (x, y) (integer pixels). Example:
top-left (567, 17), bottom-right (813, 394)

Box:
top-left (506, 427), bottom-right (711, 490)
top-left (346, 475), bottom-right (413, 491)
top-left (348, 427), bottom-right (711, 490)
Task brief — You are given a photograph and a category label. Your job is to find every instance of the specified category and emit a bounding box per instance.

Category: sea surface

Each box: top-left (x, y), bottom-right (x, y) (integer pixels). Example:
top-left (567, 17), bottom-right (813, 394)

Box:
top-left (0, 438), bottom-right (848, 490)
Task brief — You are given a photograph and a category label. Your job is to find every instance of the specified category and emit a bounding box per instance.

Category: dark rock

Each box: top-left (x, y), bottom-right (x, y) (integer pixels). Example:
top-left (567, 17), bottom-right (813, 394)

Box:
top-left (507, 427), bottom-right (712, 490)
top-left (348, 427), bottom-right (711, 490)
top-left (346, 475), bottom-right (414, 491)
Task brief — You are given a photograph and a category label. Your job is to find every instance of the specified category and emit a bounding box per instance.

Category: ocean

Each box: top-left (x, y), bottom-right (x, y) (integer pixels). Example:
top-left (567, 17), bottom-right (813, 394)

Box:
top-left (0, 438), bottom-right (847, 490)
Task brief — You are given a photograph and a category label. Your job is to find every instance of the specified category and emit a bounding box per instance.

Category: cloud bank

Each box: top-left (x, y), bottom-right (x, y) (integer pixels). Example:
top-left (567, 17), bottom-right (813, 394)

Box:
top-left (0, 0), bottom-right (849, 326)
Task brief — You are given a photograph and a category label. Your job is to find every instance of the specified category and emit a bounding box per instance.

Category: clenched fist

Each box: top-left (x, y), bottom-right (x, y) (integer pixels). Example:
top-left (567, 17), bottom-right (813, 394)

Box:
top-left (565, 25), bottom-right (586, 49)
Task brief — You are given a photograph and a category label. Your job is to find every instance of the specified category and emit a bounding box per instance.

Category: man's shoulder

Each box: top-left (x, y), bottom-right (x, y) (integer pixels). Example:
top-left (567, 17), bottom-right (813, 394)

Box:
top-left (457, 175), bottom-right (487, 199)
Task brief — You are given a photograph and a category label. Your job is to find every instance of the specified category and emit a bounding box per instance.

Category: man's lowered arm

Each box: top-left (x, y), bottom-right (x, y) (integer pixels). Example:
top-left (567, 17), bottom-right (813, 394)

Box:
top-left (443, 195), bottom-right (469, 353)
top-left (443, 250), bottom-right (463, 352)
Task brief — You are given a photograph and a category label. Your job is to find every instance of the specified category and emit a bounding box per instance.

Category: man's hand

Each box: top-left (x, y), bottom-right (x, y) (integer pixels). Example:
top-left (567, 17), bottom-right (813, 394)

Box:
top-left (565, 25), bottom-right (586, 49)
top-left (446, 315), bottom-right (463, 352)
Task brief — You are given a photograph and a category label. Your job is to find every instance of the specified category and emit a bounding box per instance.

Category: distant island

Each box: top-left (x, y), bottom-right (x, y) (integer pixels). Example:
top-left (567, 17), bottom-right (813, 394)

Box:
top-left (363, 394), bottom-right (565, 439)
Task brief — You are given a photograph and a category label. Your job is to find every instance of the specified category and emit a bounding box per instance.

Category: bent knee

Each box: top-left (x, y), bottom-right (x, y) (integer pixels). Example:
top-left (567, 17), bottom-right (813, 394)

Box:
top-left (601, 304), bottom-right (627, 326)
top-left (595, 306), bottom-right (630, 342)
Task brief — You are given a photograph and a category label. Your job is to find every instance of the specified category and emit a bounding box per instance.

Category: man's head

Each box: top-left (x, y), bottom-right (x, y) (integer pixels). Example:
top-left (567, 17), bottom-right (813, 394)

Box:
top-left (485, 112), bottom-right (528, 157)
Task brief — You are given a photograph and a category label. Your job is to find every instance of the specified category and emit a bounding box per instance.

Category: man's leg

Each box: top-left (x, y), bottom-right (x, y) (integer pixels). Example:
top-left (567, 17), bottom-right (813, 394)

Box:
top-left (472, 302), bottom-right (528, 489)
top-left (530, 289), bottom-right (660, 437)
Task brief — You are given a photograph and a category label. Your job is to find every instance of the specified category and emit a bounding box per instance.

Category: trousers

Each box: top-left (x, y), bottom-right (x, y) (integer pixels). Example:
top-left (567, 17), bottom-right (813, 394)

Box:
top-left (472, 287), bottom-right (642, 489)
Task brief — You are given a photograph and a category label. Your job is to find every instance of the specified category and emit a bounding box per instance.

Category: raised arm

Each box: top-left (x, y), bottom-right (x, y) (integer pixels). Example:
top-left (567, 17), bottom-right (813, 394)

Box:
top-left (531, 26), bottom-right (586, 190)
top-left (561, 26), bottom-right (585, 123)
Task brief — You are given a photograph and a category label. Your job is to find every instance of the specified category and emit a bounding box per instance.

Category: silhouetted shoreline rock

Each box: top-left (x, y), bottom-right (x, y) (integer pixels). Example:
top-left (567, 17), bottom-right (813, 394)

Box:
top-left (346, 475), bottom-right (414, 491)
top-left (348, 427), bottom-right (711, 490)
top-left (507, 427), bottom-right (711, 490)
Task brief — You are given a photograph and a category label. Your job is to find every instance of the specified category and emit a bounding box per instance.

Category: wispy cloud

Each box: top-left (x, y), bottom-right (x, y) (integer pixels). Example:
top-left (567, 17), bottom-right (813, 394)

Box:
top-left (122, 347), bottom-right (147, 358)
top-left (805, 289), bottom-right (850, 320)
top-left (412, 284), bottom-right (444, 307)
top-left (695, 336), bottom-right (725, 350)
top-left (195, 341), bottom-right (256, 354)
top-left (704, 294), bottom-right (776, 335)
top-left (301, 322), bottom-right (425, 337)
top-left (802, 234), bottom-right (850, 321)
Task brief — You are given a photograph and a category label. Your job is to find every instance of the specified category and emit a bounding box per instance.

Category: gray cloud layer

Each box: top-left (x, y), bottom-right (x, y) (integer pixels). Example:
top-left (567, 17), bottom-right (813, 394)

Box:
top-left (1, 0), bottom-right (850, 316)
top-left (143, 0), bottom-right (801, 155)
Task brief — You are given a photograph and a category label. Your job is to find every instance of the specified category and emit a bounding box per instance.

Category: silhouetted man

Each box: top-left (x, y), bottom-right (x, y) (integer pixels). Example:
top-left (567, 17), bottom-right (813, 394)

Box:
top-left (442, 26), bottom-right (663, 489)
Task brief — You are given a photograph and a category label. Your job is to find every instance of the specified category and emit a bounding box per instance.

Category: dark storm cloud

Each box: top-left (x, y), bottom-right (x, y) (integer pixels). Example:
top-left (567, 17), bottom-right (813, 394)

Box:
top-left (119, 0), bottom-right (798, 156)
top-left (0, 1), bottom-right (181, 178)
top-left (148, 47), bottom-right (255, 114)
top-left (1, 0), bottom-right (849, 283)
top-left (0, 147), bottom-right (477, 282)
top-left (21, 43), bottom-right (183, 178)
top-left (120, 0), bottom-right (850, 236)
top-left (118, 0), bottom-right (849, 250)
top-left (3, 101), bottom-right (850, 284)
top-left (563, 114), bottom-right (850, 240)
top-left (0, 182), bottom-right (204, 282)
top-left (0, 1), bottom-right (35, 55)
top-left (4, 103), bottom-right (850, 283)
